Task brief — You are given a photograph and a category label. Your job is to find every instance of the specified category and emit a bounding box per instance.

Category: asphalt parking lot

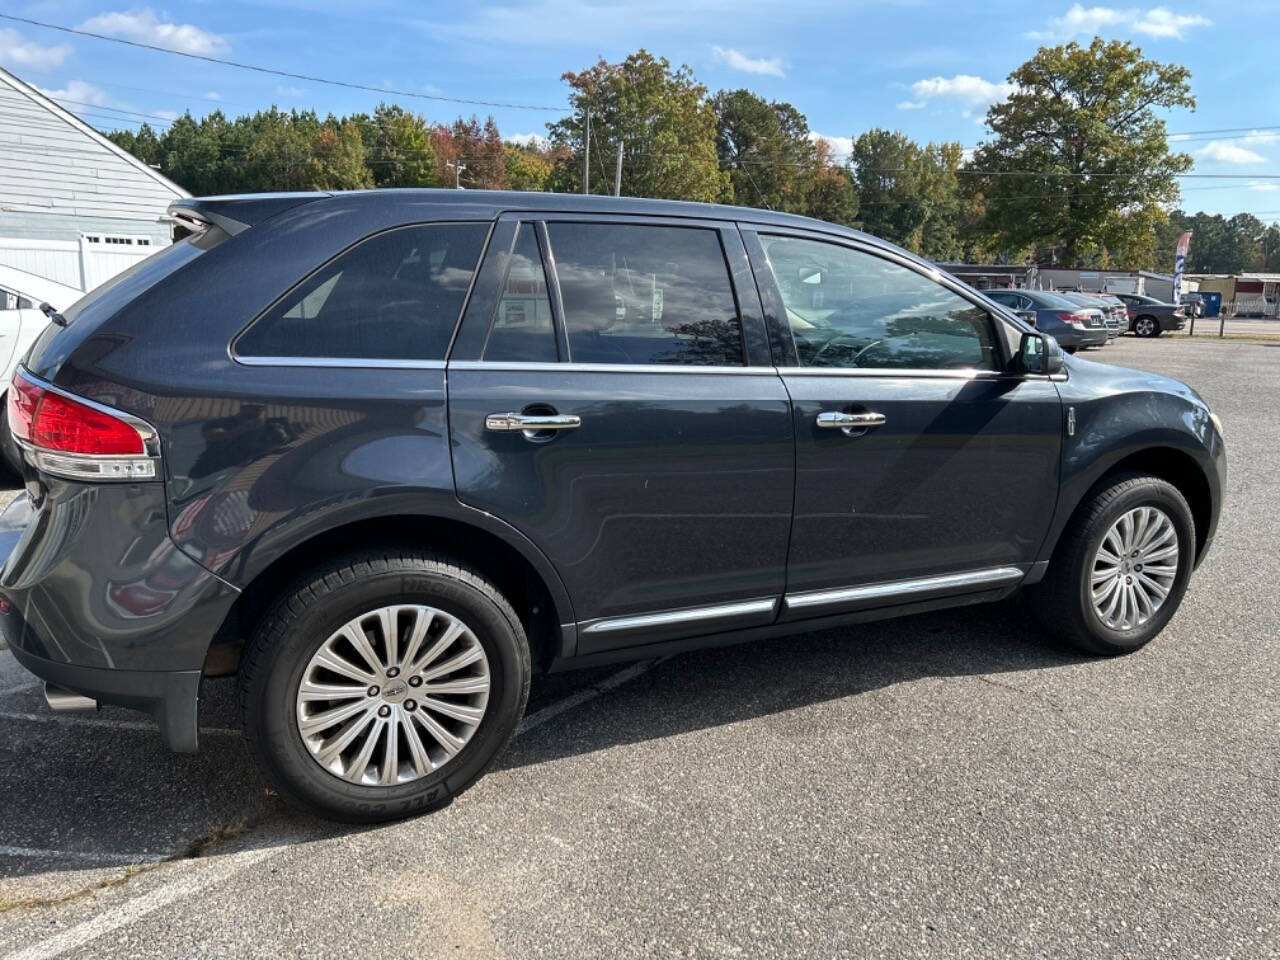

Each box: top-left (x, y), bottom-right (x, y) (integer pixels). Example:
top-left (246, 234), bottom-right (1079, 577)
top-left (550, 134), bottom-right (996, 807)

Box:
top-left (0, 336), bottom-right (1276, 959)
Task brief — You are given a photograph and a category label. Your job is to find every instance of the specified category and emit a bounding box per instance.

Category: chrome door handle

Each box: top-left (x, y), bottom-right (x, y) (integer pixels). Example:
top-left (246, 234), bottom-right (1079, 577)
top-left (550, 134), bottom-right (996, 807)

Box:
top-left (816, 411), bottom-right (886, 430)
top-left (485, 412), bottom-right (582, 432)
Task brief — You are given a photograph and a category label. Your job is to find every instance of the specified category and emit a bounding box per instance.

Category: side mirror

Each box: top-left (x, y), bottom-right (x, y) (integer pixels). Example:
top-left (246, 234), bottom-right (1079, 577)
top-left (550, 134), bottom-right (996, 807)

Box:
top-left (1015, 309), bottom-right (1037, 328)
top-left (1017, 331), bottom-right (1064, 376)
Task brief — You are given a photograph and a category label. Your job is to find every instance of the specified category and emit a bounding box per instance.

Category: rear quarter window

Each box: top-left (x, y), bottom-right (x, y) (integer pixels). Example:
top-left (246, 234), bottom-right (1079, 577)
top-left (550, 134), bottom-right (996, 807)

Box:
top-left (235, 222), bottom-right (489, 362)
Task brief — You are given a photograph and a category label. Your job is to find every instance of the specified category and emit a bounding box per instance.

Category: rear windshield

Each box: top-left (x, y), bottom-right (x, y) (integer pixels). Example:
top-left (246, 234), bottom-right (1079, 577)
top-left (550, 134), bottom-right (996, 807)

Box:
top-left (26, 227), bottom-right (227, 377)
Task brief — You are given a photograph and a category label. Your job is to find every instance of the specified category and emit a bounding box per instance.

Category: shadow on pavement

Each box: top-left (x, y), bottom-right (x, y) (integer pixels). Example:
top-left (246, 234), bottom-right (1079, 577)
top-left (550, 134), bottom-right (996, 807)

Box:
top-left (0, 596), bottom-right (1083, 882)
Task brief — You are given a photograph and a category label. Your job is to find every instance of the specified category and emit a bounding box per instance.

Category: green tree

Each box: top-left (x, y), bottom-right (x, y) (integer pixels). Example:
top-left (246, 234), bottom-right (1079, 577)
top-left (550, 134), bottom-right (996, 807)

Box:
top-left (353, 104), bottom-right (436, 187)
top-left (848, 130), bottom-right (964, 258)
top-left (309, 117), bottom-right (373, 190)
top-left (970, 38), bottom-right (1194, 266)
top-left (504, 142), bottom-right (554, 191)
top-left (548, 50), bottom-right (729, 202)
top-left (712, 89), bottom-right (816, 212)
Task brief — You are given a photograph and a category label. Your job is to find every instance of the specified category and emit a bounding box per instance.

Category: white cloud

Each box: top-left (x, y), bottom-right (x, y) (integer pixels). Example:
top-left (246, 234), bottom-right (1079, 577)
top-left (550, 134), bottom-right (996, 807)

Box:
top-left (1242, 130), bottom-right (1280, 148)
top-left (1031, 5), bottom-right (1211, 41)
top-left (0, 28), bottom-right (73, 71)
top-left (204, 91), bottom-right (223, 101)
top-left (711, 45), bottom-right (785, 78)
top-left (896, 100), bottom-right (926, 110)
top-left (506, 132), bottom-right (548, 148)
top-left (275, 85), bottom-right (306, 98)
top-left (808, 132), bottom-right (852, 159)
top-left (37, 80), bottom-right (112, 108)
top-left (1197, 141), bottom-right (1265, 164)
top-left (907, 75), bottom-right (1016, 118)
top-left (1249, 182), bottom-right (1279, 192)
top-left (77, 9), bottom-right (229, 56)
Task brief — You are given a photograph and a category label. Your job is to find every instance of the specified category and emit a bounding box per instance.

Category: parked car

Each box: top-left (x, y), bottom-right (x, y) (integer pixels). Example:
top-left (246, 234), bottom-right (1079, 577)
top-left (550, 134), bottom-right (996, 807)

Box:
top-left (0, 191), bottom-right (1225, 822)
top-left (1056, 291), bottom-right (1121, 342)
top-left (983, 289), bottom-right (1110, 352)
top-left (0, 272), bottom-right (79, 475)
top-left (1179, 292), bottom-right (1204, 319)
top-left (1115, 293), bottom-right (1186, 337)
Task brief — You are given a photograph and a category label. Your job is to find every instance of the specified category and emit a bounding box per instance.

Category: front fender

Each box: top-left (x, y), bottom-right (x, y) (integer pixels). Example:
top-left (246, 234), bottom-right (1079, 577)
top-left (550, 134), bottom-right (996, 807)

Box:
top-left (1036, 358), bottom-right (1224, 565)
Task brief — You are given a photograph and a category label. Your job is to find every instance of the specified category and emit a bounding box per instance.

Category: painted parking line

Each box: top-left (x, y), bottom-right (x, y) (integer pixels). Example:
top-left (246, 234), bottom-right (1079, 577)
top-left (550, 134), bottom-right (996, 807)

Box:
top-left (2, 846), bottom-right (282, 960)
top-left (518, 658), bottom-right (663, 735)
top-left (0, 679), bottom-right (41, 698)
top-left (0, 658), bottom-right (664, 960)
top-left (0, 711), bottom-right (240, 737)
top-left (0, 845), bottom-right (167, 867)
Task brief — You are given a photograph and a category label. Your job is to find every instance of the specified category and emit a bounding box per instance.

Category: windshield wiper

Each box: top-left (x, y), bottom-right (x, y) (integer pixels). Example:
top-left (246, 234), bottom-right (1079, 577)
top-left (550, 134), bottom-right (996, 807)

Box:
top-left (39, 302), bottom-right (67, 327)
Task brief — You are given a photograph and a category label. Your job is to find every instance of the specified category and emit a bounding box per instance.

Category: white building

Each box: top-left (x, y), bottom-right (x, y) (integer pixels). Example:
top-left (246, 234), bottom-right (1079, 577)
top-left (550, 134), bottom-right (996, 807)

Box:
top-left (0, 65), bottom-right (187, 309)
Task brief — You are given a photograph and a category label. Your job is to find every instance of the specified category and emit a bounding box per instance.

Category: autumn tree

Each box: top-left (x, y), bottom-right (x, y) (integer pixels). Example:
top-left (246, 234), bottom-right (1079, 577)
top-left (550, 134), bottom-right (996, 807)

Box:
top-left (969, 38), bottom-right (1194, 267)
top-left (712, 89), bottom-right (816, 212)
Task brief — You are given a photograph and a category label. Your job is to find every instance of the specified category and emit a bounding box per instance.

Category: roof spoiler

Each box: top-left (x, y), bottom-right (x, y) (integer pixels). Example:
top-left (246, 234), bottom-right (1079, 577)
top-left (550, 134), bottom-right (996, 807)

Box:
top-left (167, 192), bottom-right (332, 237)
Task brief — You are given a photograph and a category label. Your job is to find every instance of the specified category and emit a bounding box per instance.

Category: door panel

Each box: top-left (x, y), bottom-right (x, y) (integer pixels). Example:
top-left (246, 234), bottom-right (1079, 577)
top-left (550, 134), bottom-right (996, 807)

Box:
top-left (781, 371), bottom-right (1061, 606)
top-left (740, 226), bottom-right (1063, 614)
top-left (448, 214), bottom-right (793, 653)
top-left (448, 367), bottom-right (794, 647)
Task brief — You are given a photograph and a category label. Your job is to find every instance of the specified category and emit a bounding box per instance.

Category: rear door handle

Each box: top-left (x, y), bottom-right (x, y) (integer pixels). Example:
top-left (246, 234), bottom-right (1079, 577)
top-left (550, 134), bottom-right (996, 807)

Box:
top-left (485, 412), bottom-right (582, 432)
top-left (816, 411), bottom-right (886, 430)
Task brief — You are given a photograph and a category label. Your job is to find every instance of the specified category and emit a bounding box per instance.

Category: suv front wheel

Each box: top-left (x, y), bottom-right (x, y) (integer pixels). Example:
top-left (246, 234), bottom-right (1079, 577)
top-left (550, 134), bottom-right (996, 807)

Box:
top-left (239, 551), bottom-right (530, 822)
top-left (1032, 473), bottom-right (1195, 655)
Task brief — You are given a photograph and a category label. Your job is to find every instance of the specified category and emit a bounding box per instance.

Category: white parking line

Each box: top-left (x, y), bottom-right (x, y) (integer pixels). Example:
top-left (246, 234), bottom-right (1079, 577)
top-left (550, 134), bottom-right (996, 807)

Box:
top-left (1, 846), bottom-right (280, 960)
top-left (0, 679), bottom-right (41, 698)
top-left (517, 658), bottom-right (662, 735)
top-left (0, 658), bottom-right (664, 960)
top-left (0, 711), bottom-right (240, 737)
top-left (0, 845), bottom-right (166, 867)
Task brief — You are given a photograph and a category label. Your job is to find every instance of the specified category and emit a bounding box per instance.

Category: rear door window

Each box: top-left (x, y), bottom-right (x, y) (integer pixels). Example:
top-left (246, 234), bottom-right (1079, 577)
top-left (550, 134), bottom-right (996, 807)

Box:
top-left (545, 222), bottom-right (744, 366)
top-left (236, 222), bottom-right (488, 361)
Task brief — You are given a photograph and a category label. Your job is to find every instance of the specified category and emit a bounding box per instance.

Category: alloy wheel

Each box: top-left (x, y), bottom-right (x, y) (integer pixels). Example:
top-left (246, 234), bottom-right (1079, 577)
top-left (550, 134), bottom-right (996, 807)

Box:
top-left (295, 604), bottom-right (490, 786)
top-left (1135, 317), bottom-right (1156, 337)
top-left (1090, 506), bottom-right (1180, 632)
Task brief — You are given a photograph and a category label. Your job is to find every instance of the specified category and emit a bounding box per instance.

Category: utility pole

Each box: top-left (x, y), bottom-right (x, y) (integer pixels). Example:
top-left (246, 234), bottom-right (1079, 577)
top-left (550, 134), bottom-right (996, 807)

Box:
top-left (582, 108), bottom-right (591, 195)
top-left (614, 143), bottom-right (623, 197)
top-left (446, 161), bottom-right (466, 190)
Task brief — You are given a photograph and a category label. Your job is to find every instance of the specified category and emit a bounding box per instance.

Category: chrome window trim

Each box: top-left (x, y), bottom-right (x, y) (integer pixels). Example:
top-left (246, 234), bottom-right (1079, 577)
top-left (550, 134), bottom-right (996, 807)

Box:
top-left (448, 360), bottom-right (779, 376)
top-left (784, 566), bottom-right (1024, 612)
top-left (581, 598), bottom-right (778, 635)
top-left (234, 356), bottom-right (447, 370)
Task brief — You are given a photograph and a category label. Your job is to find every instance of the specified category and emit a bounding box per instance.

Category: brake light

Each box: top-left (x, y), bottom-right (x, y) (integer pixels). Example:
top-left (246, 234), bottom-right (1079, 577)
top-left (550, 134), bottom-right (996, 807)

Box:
top-left (7, 371), bottom-right (156, 479)
top-left (1056, 312), bottom-right (1087, 327)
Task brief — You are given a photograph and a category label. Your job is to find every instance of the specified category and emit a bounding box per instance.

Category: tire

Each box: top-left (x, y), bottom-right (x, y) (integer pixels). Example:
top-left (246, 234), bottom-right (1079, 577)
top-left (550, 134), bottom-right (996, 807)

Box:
top-left (0, 396), bottom-right (23, 482)
top-left (1031, 472), bottom-right (1195, 656)
top-left (1133, 315), bottom-right (1160, 338)
top-left (239, 551), bottom-right (531, 823)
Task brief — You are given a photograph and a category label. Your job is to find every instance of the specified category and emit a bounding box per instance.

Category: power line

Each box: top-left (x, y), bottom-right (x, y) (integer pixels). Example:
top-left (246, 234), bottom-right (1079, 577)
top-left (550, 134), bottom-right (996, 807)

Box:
top-left (0, 12), bottom-right (567, 113)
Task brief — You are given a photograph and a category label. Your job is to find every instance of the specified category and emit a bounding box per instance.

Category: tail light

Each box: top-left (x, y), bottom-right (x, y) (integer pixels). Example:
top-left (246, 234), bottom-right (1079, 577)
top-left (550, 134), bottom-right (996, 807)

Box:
top-left (6, 371), bottom-right (158, 480)
top-left (1056, 312), bottom-right (1087, 327)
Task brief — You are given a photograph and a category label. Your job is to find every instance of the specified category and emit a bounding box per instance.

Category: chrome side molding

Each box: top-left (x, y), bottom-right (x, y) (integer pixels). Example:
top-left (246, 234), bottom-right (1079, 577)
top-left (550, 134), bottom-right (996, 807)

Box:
top-left (581, 597), bottom-right (778, 635)
top-left (784, 566), bottom-right (1024, 613)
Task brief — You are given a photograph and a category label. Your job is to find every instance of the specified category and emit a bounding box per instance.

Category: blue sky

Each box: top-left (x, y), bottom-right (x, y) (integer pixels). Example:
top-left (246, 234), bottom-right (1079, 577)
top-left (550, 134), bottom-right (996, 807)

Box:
top-left (2, 1), bottom-right (1277, 220)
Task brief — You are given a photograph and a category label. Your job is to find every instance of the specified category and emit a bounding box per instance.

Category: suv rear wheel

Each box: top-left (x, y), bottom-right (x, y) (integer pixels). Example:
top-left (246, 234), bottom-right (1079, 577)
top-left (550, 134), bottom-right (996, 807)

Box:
top-left (1032, 473), bottom-right (1195, 655)
top-left (239, 551), bottom-right (530, 822)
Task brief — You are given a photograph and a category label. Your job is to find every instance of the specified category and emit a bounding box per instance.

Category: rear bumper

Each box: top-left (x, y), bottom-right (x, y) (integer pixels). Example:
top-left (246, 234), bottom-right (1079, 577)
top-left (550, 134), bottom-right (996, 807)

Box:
top-left (7, 643), bottom-right (202, 751)
top-left (0, 482), bottom-right (239, 751)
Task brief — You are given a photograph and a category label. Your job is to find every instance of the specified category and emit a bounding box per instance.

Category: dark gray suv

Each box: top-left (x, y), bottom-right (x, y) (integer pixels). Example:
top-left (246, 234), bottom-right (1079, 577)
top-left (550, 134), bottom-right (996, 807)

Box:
top-left (0, 191), bottom-right (1225, 821)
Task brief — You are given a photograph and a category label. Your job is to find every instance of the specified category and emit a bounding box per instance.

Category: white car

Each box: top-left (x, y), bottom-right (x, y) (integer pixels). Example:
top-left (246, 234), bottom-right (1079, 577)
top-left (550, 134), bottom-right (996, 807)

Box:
top-left (0, 267), bottom-right (82, 474)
